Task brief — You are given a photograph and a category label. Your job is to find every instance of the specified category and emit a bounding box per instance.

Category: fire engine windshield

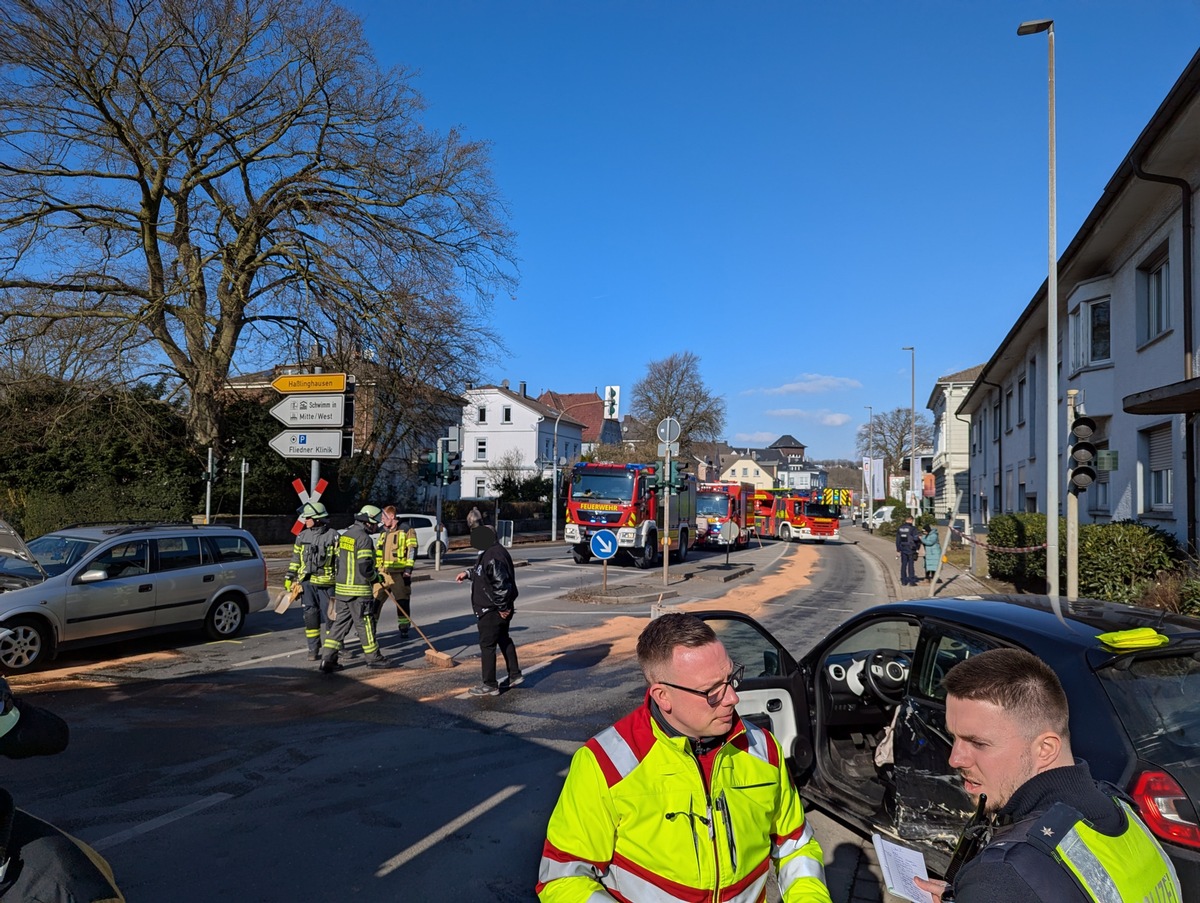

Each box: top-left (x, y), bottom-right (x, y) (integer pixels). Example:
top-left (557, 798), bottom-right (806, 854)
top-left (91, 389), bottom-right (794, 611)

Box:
top-left (806, 503), bottom-right (839, 519)
top-left (696, 493), bottom-right (730, 517)
top-left (572, 470), bottom-right (635, 502)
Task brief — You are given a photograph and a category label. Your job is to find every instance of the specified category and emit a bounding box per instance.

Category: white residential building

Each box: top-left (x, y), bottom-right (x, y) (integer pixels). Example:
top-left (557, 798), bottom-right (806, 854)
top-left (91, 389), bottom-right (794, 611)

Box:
top-left (458, 382), bottom-right (584, 501)
top-left (927, 365), bottom-right (983, 520)
top-left (959, 48), bottom-right (1200, 549)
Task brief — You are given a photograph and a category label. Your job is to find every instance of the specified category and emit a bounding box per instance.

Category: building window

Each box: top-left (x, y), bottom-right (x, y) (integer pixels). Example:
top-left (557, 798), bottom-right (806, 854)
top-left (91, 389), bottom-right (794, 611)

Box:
top-left (1017, 377), bottom-right (1026, 425)
top-left (544, 438), bottom-right (551, 461)
top-left (741, 467), bottom-right (748, 477)
top-left (1004, 389), bottom-right (1013, 432)
top-left (502, 405), bottom-right (512, 424)
top-left (475, 437), bottom-right (488, 461)
top-left (475, 477), bottom-right (487, 498)
top-left (1028, 361), bottom-right (1036, 455)
top-left (992, 402), bottom-right (1000, 439)
top-left (1070, 297), bottom-right (1111, 370)
top-left (1143, 424), bottom-right (1173, 512)
top-left (477, 405), bottom-right (487, 423)
top-left (1138, 254), bottom-right (1170, 345)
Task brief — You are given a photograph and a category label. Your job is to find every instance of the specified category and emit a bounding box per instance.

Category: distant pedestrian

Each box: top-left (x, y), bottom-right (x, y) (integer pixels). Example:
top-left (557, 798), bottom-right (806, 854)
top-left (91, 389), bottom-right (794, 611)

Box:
top-left (456, 525), bottom-right (521, 696)
top-left (921, 525), bottom-right (942, 583)
top-left (467, 506), bottom-right (484, 530)
top-left (895, 514), bottom-right (921, 586)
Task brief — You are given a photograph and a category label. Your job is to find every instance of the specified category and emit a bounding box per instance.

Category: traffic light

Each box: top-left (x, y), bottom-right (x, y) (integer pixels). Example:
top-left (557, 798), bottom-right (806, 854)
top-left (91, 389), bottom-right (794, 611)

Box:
top-left (666, 459), bottom-right (690, 491)
top-left (1068, 414), bottom-right (1097, 490)
top-left (444, 451), bottom-right (461, 484)
top-left (419, 451), bottom-right (438, 484)
top-left (603, 385), bottom-right (620, 419)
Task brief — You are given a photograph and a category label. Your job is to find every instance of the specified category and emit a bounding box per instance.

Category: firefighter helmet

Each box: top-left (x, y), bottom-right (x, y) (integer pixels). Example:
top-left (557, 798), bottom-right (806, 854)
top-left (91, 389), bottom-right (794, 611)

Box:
top-left (300, 501), bottom-right (328, 520)
top-left (355, 504), bottom-right (383, 524)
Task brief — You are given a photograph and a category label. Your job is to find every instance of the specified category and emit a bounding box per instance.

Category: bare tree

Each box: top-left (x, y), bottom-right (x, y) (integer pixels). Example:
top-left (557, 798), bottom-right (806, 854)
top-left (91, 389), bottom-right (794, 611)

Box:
top-left (630, 352), bottom-right (725, 459)
top-left (855, 406), bottom-right (932, 484)
top-left (0, 0), bottom-right (516, 450)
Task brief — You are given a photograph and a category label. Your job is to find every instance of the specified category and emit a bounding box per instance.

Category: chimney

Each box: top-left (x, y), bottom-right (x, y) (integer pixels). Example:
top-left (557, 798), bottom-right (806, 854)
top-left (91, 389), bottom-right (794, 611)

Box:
top-left (519, 381), bottom-right (526, 397)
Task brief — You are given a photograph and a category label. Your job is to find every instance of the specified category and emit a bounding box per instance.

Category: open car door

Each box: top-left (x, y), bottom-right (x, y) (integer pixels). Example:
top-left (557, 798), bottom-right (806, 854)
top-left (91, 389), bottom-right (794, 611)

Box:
top-left (694, 611), bottom-right (815, 779)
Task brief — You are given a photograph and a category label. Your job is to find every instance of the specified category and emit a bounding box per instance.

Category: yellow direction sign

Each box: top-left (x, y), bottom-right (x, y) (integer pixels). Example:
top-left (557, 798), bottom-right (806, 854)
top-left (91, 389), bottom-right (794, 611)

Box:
top-left (271, 372), bottom-right (346, 394)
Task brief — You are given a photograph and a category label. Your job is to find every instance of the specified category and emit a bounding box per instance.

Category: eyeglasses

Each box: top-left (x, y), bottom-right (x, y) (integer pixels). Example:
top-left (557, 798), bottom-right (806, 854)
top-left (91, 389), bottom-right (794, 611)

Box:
top-left (659, 664), bottom-right (745, 707)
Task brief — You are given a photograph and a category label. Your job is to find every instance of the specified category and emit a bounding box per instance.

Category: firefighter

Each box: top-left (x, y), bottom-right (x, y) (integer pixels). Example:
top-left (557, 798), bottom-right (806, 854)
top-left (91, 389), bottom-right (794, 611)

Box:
top-left (320, 504), bottom-right (392, 673)
top-left (285, 501), bottom-right (337, 660)
top-left (375, 506), bottom-right (418, 640)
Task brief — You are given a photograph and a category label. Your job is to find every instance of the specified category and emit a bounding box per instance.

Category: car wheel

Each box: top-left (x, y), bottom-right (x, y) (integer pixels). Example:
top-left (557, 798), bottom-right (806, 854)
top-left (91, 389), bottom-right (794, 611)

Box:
top-left (673, 531), bottom-right (689, 563)
top-left (205, 595), bottom-right (247, 640)
top-left (779, 523), bottom-right (792, 542)
top-left (427, 540), bottom-right (447, 559)
top-left (572, 547), bottom-right (592, 564)
top-left (633, 533), bottom-right (657, 569)
top-left (0, 618), bottom-right (50, 673)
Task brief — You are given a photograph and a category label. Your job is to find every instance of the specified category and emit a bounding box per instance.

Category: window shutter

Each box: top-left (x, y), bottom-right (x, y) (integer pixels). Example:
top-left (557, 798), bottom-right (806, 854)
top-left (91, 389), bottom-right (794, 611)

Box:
top-left (1149, 426), bottom-right (1172, 470)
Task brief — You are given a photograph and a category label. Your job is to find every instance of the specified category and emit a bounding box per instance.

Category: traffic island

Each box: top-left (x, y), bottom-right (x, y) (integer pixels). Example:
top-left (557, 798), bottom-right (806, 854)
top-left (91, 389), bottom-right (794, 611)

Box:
top-left (564, 584), bottom-right (681, 605)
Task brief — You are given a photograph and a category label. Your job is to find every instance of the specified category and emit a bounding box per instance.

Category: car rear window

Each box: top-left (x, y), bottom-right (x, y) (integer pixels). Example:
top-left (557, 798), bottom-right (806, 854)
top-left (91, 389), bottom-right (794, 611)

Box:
top-left (210, 535), bottom-right (259, 562)
top-left (1097, 653), bottom-right (1200, 765)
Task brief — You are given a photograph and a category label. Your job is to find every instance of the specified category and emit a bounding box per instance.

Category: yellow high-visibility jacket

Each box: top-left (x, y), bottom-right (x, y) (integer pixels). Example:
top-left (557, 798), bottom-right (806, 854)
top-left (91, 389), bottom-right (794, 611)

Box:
top-left (537, 698), bottom-right (831, 903)
top-left (377, 527), bottom-right (418, 572)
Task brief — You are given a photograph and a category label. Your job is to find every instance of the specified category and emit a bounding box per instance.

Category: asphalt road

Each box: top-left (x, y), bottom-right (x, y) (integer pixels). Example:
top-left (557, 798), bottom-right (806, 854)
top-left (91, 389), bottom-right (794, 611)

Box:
top-left (5, 534), bottom-right (917, 902)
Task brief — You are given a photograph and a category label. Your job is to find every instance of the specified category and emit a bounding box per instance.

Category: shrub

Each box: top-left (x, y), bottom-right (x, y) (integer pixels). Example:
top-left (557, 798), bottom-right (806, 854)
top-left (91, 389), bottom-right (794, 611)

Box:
top-left (1078, 520), bottom-right (1179, 603)
top-left (984, 513), bottom-right (1046, 584)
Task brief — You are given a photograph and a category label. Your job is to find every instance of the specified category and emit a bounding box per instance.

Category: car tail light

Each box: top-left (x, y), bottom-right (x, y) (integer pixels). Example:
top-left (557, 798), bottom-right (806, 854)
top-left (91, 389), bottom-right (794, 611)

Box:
top-left (1130, 769), bottom-right (1200, 850)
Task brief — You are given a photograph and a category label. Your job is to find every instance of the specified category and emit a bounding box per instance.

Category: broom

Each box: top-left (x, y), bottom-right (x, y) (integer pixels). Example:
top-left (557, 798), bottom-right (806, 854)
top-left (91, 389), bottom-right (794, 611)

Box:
top-left (385, 590), bottom-right (456, 668)
top-left (273, 581), bottom-right (303, 613)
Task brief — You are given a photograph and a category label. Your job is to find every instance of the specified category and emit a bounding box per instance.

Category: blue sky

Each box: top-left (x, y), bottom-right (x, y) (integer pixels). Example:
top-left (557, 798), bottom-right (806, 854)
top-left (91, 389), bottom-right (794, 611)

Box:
top-left (344, 1), bottom-right (1200, 459)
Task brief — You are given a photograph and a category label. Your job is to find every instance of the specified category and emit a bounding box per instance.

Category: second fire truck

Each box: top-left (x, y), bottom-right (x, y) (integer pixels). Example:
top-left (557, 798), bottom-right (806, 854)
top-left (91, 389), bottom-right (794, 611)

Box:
top-left (695, 481), bottom-right (754, 550)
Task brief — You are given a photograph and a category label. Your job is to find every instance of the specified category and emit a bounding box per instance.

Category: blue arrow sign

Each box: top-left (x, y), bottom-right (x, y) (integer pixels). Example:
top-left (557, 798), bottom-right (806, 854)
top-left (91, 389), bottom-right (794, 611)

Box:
top-left (590, 529), bottom-right (618, 560)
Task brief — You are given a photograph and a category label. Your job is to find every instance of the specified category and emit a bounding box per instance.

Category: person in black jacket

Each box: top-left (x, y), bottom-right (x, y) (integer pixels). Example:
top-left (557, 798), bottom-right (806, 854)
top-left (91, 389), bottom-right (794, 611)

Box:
top-left (456, 524), bottom-right (522, 697)
top-left (894, 514), bottom-right (921, 586)
top-left (913, 648), bottom-right (1179, 903)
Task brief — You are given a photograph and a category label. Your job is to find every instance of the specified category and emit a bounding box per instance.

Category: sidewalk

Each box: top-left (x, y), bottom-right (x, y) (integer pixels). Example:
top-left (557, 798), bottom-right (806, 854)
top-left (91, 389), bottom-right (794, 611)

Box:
top-left (849, 523), bottom-right (993, 601)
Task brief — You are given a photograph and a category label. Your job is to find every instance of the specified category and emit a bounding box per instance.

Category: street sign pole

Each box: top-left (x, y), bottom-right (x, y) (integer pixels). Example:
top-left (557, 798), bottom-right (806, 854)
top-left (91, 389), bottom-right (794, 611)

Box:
top-left (205, 446), bottom-right (214, 525)
top-left (239, 458), bottom-right (248, 528)
top-left (662, 446), bottom-right (671, 588)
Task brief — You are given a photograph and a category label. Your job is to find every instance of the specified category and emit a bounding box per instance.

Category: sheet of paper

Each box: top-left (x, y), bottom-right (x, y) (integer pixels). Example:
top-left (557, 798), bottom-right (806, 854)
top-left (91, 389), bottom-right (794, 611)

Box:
top-left (872, 833), bottom-right (933, 903)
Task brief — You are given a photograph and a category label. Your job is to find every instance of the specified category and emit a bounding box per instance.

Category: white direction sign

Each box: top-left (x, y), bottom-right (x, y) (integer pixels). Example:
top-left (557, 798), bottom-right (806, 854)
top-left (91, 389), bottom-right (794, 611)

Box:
top-left (270, 394), bottom-right (345, 427)
top-left (269, 430), bottom-right (343, 459)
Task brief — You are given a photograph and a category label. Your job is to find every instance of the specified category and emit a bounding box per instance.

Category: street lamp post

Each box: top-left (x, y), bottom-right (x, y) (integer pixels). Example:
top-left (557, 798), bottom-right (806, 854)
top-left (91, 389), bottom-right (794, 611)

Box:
top-left (865, 405), bottom-right (874, 527)
top-left (1018, 17), bottom-right (1059, 596)
top-left (902, 346), bottom-right (916, 515)
top-left (550, 400), bottom-right (593, 543)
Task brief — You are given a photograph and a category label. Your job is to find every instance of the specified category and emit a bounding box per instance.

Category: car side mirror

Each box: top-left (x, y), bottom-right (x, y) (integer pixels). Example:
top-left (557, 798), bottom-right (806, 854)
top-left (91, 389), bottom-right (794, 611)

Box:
top-left (78, 568), bottom-right (107, 583)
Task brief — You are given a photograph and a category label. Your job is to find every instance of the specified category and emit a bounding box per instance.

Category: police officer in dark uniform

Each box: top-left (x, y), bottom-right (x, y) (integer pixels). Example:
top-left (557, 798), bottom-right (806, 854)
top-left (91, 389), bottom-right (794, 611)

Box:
top-left (895, 514), bottom-right (921, 586)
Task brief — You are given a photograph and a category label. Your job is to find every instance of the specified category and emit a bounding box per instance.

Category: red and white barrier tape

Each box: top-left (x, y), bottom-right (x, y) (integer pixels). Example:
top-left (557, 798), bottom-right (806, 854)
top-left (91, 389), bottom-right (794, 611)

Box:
top-left (949, 525), bottom-right (1047, 554)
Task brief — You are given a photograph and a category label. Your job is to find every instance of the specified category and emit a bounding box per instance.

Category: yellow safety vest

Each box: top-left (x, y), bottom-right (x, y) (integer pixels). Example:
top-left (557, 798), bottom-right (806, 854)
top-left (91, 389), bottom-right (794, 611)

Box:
top-left (537, 700), bottom-right (831, 903)
top-left (334, 524), bottom-right (377, 598)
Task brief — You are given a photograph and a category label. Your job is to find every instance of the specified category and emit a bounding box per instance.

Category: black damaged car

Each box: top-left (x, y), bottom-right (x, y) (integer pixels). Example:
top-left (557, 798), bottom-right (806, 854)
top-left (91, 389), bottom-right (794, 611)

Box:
top-left (698, 595), bottom-right (1200, 900)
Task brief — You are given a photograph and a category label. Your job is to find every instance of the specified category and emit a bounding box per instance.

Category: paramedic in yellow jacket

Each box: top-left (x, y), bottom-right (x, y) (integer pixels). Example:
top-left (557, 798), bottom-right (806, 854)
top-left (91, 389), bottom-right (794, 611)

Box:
top-left (376, 506), bottom-right (419, 640)
top-left (537, 612), bottom-right (832, 903)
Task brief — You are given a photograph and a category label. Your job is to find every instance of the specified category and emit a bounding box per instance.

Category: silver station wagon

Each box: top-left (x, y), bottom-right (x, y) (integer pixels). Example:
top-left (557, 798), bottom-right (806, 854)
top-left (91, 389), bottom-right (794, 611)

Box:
top-left (0, 520), bottom-right (270, 672)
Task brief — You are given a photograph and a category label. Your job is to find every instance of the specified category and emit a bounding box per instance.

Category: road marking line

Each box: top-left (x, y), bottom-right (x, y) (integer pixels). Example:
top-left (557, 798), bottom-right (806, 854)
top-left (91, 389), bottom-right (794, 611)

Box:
top-left (91, 792), bottom-right (233, 851)
top-left (375, 784), bottom-right (524, 876)
top-left (231, 649), bottom-right (304, 667)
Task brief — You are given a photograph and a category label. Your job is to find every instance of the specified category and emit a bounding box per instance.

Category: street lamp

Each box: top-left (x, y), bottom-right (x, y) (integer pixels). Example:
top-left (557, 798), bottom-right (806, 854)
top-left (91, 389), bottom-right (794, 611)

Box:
top-left (550, 400), bottom-right (593, 543)
top-left (1018, 17), bottom-right (1059, 596)
top-left (902, 346), bottom-right (916, 515)
top-left (864, 405), bottom-right (874, 526)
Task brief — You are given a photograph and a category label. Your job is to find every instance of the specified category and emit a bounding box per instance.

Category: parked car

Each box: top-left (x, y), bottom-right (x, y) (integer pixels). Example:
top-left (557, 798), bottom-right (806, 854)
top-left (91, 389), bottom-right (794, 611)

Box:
top-left (698, 596), bottom-right (1200, 897)
top-left (392, 513), bottom-right (449, 559)
top-left (0, 520), bottom-right (270, 673)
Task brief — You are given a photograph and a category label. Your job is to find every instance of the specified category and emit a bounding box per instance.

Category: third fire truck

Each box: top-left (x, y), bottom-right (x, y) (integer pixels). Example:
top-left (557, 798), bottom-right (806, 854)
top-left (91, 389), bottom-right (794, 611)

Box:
top-left (752, 488), bottom-right (846, 542)
top-left (564, 462), bottom-right (697, 568)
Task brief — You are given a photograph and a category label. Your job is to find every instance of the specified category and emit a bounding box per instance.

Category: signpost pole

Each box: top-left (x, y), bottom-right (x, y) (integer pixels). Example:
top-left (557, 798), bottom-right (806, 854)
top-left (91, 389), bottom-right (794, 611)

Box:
top-left (205, 447), bottom-right (214, 525)
top-left (662, 447), bottom-right (671, 588)
top-left (239, 458), bottom-right (247, 528)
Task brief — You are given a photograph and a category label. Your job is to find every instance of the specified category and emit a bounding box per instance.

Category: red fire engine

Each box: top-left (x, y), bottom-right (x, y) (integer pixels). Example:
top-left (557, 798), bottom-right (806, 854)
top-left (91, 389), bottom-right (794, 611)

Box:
top-left (563, 462), bottom-right (697, 568)
top-left (695, 481), bottom-right (753, 550)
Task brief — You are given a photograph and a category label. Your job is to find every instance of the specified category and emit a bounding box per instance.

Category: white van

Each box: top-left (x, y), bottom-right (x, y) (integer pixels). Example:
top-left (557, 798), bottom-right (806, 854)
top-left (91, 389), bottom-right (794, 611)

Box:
top-left (866, 506), bottom-right (896, 529)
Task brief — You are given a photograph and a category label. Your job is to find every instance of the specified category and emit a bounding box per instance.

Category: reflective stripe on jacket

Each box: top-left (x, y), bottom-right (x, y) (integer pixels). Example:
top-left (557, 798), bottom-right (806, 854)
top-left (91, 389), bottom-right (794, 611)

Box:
top-left (377, 527), bottom-right (418, 572)
top-left (536, 698), bottom-right (831, 903)
top-left (334, 523), bottom-right (377, 597)
top-left (1023, 799), bottom-right (1180, 903)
